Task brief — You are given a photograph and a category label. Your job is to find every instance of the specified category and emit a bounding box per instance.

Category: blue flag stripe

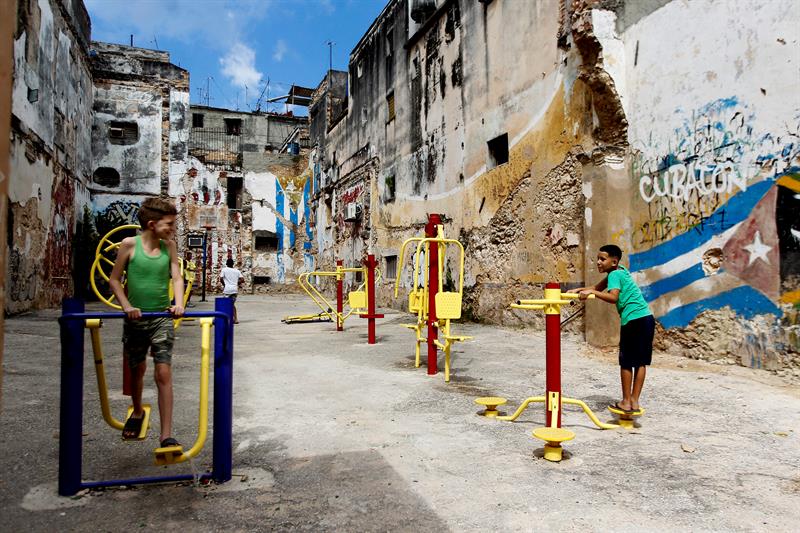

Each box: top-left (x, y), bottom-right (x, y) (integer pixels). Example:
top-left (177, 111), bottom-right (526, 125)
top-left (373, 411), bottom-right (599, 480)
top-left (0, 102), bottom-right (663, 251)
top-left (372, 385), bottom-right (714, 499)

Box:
top-left (657, 285), bottom-right (781, 329)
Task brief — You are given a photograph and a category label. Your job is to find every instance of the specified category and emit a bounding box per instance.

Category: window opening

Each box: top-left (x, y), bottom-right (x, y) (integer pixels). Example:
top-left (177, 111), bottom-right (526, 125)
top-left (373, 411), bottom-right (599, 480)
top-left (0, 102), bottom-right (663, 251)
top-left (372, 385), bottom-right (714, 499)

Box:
top-left (192, 113), bottom-right (204, 128)
top-left (487, 133), bottom-right (509, 168)
top-left (225, 118), bottom-right (242, 136)
top-left (385, 255), bottom-right (398, 280)
top-left (93, 167), bottom-right (121, 187)
top-left (227, 177), bottom-right (243, 209)
top-left (386, 92), bottom-right (396, 122)
top-left (254, 234), bottom-right (279, 251)
top-left (108, 121), bottom-right (139, 145)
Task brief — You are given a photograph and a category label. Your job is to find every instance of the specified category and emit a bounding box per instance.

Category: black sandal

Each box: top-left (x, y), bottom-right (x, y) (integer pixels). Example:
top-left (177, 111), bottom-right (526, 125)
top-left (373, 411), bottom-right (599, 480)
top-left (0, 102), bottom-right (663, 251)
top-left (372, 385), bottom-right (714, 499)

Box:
top-left (160, 437), bottom-right (181, 448)
top-left (122, 413), bottom-right (144, 440)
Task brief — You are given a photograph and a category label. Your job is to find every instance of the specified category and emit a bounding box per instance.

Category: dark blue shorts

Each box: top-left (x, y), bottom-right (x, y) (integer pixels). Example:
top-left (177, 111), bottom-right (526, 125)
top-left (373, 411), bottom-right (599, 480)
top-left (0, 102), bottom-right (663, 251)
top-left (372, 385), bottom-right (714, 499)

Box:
top-left (619, 315), bottom-right (655, 369)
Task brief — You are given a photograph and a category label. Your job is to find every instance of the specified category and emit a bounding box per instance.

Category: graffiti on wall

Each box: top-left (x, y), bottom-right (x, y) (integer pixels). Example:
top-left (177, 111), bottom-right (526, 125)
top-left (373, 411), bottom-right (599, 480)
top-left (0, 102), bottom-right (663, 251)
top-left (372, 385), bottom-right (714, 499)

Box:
top-left (630, 98), bottom-right (800, 336)
top-left (633, 98), bottom-right (799, 247)
top-left (94, 199), bottom-right (139, 237)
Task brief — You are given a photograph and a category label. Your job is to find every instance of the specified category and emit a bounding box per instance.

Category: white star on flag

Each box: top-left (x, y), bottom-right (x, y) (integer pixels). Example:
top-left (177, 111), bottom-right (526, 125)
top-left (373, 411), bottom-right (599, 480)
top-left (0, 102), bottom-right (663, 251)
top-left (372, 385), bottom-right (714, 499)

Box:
top-left (743, 230), bottom-right (771, 265)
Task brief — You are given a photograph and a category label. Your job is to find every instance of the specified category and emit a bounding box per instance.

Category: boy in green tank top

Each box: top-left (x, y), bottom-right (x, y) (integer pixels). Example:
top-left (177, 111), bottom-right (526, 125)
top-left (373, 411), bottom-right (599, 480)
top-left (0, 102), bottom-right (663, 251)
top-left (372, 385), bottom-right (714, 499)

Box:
top-left (569, 244), bottom-right (655, 414)
top-left (109, 197), bottom-right (184, 447)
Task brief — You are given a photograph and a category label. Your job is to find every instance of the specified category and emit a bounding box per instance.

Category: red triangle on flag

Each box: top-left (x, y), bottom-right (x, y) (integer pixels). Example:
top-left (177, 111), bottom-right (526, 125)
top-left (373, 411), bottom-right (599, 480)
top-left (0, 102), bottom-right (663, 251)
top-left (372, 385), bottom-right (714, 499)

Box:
top-left (722, 186), bottom-right (780, 300)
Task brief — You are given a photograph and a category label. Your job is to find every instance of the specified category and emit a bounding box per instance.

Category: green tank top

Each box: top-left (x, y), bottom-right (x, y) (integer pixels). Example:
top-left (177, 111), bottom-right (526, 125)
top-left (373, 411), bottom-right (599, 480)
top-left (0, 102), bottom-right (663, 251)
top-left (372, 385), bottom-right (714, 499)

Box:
top-left (127, 236), bottom-right (171, 311)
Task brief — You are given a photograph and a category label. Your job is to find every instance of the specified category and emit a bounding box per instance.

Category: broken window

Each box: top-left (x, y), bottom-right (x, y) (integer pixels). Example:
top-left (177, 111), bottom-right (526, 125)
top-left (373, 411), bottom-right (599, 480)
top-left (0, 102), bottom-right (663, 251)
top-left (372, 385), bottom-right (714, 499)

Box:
top-left (108, 121), bottom-right (139, 145)
top-left (384, 174), bottom-right (395, 202)
top-left (225, 118), bottom-right (242, 136)
top-left (386, 92), bottom-right (396, 123)
top-left (385, 255), bottom-right (398, 280)
top-left (192, 113), bottom-right (204, 128)
top-left (93, 167), bottom-right (121, 187)
top-left (254, 234), bottom-right (279, 252)
top-left (226, 177), bottom-right (243, 209)
top-left (487, 133), bottom-right (509, 168)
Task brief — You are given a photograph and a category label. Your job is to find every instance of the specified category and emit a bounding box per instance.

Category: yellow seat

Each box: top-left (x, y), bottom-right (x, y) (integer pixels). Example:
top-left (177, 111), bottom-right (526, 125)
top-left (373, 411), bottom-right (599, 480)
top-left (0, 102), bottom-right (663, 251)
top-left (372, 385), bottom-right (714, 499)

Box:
top-left (533, 427), bottom-right (576, 444)
top-left (349, 291), bottom-right (366, 310)
top-left (475, 396), bottom-right (507, 417)
top-left (435, 292), bottom-right (462, 320)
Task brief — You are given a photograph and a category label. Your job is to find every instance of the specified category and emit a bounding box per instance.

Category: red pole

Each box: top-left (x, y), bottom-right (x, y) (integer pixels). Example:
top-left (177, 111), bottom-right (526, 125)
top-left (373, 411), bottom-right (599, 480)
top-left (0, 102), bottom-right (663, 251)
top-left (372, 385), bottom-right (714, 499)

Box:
top-left (544, 282), bottom-right (561, 427)
top-left (336, 259), bottom-right (344, 331)
top-left (425, 214), bottom-right (442, 375)
top-left (365, 254), bottom-right (379, 344)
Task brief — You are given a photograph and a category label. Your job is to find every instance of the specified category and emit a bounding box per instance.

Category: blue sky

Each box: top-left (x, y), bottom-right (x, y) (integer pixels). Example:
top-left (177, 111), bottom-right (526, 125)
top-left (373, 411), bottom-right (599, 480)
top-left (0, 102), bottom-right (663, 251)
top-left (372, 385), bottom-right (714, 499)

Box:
top-left (85, 0), bottom-right (388, 115)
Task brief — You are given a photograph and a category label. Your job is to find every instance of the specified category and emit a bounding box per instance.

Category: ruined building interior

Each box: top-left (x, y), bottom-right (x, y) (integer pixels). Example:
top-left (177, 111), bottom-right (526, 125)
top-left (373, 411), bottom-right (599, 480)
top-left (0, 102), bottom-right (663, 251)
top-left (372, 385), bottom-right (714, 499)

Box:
top-left (4, 0), bottom-right (799, 373)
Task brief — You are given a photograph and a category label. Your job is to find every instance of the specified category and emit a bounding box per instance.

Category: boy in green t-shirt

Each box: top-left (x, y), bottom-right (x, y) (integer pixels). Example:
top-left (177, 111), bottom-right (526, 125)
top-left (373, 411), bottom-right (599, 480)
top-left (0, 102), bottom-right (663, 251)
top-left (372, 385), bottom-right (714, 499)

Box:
top-left (109, 197), bottom-right (184, 447)
top-left (569, 244), bottom-right (655, 413)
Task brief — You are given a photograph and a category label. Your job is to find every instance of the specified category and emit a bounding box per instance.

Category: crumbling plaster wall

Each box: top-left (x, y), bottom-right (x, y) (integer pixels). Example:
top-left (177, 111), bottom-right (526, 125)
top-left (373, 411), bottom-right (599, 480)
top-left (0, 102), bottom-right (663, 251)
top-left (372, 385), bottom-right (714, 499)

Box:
top-left (91, 84), bottom-right (162, 193)
top-left (86, 42), bottom-right (189, 303)
top-left (245, 151), bottom-right (313, 287)
top-left (587, 0), bottom-right (800, 372)
top-left (312, 0), bottom-right (602, 324)
top-left (7, 0), bottom-right (93, 313)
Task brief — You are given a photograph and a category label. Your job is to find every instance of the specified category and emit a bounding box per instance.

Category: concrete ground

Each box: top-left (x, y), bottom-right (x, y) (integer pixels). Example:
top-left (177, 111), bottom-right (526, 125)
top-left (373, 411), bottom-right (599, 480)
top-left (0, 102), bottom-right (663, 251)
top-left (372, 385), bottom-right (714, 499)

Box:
top-left (1, 294), bottom-right (799, 532)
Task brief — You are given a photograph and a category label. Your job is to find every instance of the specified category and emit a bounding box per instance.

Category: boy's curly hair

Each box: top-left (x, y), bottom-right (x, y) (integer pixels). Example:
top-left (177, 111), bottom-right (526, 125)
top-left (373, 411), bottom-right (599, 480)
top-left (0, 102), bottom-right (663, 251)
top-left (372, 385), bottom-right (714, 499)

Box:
top-left (137, 197), bottom-right (177, 228)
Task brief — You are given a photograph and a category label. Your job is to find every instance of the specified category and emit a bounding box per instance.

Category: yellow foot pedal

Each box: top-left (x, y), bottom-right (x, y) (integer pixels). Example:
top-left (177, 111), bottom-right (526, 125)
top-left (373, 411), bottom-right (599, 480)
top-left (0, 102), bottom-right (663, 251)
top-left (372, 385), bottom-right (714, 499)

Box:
top-left (475, 397), bottom-right (507, 417)
top-left (608, 405), bottom-right (645, 429)
top-left (154, 443), bottom-right (184, 465)
top-left (122, 405), bottom-right (151, 441)
top-left (532, 427), bottom-right (576, 462)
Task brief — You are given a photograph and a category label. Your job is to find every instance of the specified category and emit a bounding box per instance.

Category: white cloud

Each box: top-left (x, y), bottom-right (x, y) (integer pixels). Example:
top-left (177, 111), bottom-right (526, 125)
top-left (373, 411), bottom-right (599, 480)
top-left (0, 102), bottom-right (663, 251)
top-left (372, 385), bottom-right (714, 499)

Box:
top-left (273, 40), bottom-right (288, 62)
top-left (84, 0), bottom-right (271, 47)
top-left (220, 43), bottom-right (263, 90)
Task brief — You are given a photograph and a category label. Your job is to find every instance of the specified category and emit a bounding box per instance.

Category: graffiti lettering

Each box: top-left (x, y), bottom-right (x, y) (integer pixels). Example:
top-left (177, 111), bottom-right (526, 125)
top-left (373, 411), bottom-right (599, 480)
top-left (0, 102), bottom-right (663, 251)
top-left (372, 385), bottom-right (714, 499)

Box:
top-left (639, 162), bottom-right (747, 203)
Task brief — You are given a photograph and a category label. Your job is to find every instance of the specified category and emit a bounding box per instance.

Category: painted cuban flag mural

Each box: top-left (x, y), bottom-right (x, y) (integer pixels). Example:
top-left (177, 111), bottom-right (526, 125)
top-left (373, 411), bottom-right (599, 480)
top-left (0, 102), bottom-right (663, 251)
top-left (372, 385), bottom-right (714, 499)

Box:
top-left (629, 98), bottom-right (800, 332)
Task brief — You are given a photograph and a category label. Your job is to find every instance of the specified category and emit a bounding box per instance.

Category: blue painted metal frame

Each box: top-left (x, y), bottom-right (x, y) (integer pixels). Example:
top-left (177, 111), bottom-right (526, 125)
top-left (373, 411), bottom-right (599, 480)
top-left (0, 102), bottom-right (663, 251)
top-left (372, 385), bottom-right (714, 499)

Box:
top-left (57, 298), bottom-right (234, 496)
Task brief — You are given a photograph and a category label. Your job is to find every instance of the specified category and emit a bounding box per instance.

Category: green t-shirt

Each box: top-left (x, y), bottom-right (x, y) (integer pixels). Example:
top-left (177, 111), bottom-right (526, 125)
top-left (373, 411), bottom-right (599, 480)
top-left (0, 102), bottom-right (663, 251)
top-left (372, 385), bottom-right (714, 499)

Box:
top-left (606, 266), bottom-right (652, 326)
top-left (127, 236), bottom-right (171, 311)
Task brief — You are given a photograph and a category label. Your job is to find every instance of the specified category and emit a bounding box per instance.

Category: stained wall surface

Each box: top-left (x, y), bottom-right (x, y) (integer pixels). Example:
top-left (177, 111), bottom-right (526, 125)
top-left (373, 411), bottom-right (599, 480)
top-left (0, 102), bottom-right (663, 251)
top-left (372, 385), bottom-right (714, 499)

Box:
top-left (587, 0), bottom-right (800, 369)
top-left (8, 0), bottom-right (93, 313)
top-left (178, 106), bottom-right (311, 291)
top-left (308, 0), bottom-right (800, 371)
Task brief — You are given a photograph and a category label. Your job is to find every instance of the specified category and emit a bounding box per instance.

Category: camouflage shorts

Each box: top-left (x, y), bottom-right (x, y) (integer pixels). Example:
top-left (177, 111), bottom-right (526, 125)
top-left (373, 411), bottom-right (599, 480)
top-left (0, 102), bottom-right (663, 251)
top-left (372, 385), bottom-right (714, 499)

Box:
top-left (122, 316), bottom-right (175, 369)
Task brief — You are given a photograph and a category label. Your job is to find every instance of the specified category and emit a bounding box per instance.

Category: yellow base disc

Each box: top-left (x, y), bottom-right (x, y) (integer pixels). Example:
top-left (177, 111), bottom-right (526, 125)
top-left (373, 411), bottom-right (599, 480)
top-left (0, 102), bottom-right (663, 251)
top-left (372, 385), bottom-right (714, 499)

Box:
top-left (543, 444), bottom-right (564, 462)
top-left (124, 404), bottom-right (151, 441)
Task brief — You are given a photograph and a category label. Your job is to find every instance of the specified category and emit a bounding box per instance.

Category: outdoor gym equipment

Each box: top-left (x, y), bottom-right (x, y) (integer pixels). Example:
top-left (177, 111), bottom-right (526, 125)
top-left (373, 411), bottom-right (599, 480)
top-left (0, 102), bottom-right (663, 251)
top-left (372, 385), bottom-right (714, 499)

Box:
top-left (394, 214), bottom-right (471, 382)
top-left (476, 283), bottom-right (617, 462)
top-left (89, 224), bottom-right (197, 326)
top-left (283, 255), bottom-right (384, 344)
top-left (608, 404), bottom-right (644, 429)
top-left (57, 297), bottom-right (234, 496)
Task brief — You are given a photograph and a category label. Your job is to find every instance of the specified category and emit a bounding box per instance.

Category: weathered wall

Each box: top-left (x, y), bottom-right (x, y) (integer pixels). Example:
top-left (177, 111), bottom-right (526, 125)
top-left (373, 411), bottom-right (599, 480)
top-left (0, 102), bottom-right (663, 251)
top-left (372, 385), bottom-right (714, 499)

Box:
top-left (85, 41), bottom-right (189, 301)
top-left (310, 0), bottom-right (597, 323)
top-left (590, 0), bottom-right (800, 371)
top-left (180, 106), bottom-right (310, 292)
top-left (8, 0), bottom-right (93, 313)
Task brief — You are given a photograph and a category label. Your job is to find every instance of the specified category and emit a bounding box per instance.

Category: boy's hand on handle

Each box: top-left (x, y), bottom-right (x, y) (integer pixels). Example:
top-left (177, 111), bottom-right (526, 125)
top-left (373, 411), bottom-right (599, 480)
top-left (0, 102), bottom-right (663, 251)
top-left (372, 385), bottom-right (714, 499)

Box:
top-left (578, 290), bottom-right (594, 300)
top-left (170, 304), bottom-right (185, 318)
top-left (123, 306), bottom-right (142, 320)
